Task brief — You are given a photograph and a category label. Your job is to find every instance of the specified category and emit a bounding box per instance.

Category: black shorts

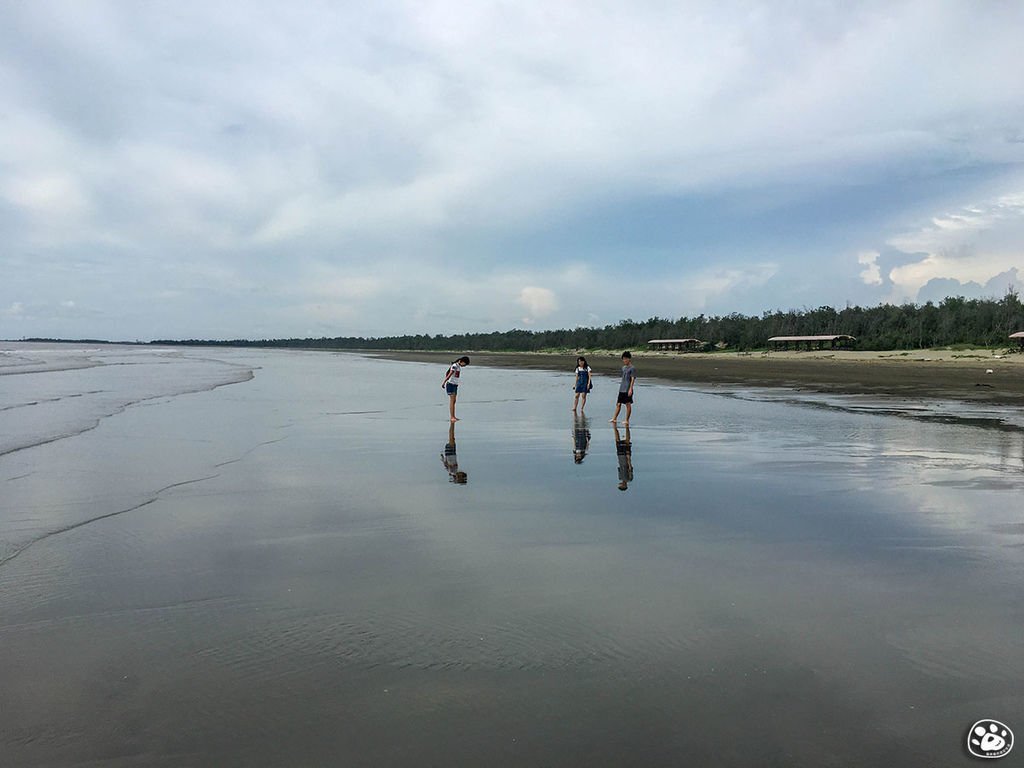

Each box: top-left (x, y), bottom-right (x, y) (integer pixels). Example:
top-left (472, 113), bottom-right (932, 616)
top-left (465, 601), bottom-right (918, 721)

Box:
top-left (617, 392), bottom-right (633, 404)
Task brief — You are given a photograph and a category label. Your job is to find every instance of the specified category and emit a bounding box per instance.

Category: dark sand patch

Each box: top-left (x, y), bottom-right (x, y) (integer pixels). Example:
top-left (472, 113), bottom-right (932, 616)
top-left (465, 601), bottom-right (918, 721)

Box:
top-left (369, 350), bottom-right (1024, 405)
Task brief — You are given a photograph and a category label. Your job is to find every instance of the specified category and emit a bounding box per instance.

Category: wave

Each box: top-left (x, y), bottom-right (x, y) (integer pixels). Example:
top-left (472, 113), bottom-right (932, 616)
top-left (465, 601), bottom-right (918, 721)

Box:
top-left (0, 475), bottom-right (220, 569)
top-left (0, 346), bottom-right (254, 458)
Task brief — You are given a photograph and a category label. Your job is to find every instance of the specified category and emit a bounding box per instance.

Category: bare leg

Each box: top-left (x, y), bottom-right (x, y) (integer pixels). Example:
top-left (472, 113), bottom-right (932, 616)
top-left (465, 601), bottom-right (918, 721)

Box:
top-left (449, 393), bottom-right (459, 422)
top-left (580, 393), bottom-right (587, 411)
top-left (572, 393), bottom-right (579, 411)
top-left (623, 402), bottom-right (631, 425)
top-left (609, 402), bottom-right (621, 422)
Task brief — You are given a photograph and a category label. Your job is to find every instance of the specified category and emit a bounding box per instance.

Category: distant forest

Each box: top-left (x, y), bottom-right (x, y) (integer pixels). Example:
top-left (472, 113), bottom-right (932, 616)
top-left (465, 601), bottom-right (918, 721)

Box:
top-left (139, 292), bottom-right (1024, 353)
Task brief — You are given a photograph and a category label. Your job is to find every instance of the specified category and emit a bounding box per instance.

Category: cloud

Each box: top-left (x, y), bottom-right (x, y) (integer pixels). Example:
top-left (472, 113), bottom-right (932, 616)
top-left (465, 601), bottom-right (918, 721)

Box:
top-left (888, 191), bottom-right (1024, 255)
top-left (857, 251), bottom-right (882, 286)
top-left (298, 264), bottom-right (385, 302)
top-left (2, 2), bottom-right (1024, 338)
top-left (883, 185), bottom-right (1024, 301)
top-left (685, 264), bottom-right (778, 303)
top-left (2, 172), bottom-right (90, 218)
top-left (916, 269), bottom-right (1022, 305)
top-left (518, 286), bottom-right (558, 324)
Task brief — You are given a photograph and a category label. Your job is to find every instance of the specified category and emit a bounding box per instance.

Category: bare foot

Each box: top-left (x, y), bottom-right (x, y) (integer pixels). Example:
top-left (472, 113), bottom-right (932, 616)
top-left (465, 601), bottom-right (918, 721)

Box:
top-left (623, 421), bottom-right (629, 426)
top-left (608, 418), bottom-right (617, 422)
top-left (450, 417), bottom-right (459, 422)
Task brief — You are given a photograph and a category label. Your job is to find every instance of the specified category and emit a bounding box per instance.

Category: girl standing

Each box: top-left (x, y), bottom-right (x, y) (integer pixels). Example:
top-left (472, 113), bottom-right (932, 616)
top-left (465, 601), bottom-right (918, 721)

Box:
top-left (441, 356), bottom-right (470, 422)
top-left (572, 356), bottom-right (592, 412)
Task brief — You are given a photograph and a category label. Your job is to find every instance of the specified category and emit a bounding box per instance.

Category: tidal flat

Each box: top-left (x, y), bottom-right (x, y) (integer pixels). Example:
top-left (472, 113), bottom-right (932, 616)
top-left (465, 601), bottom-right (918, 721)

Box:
top-left (1, 343), bottom-right (1022, 767)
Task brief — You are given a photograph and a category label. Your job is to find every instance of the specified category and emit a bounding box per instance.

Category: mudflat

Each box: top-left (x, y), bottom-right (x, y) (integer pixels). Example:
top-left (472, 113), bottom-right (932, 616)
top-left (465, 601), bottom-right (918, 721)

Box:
top-left (374, 349), bottom-right (1024, 404)
top-left (4, 345), bottom-right (1024, 767)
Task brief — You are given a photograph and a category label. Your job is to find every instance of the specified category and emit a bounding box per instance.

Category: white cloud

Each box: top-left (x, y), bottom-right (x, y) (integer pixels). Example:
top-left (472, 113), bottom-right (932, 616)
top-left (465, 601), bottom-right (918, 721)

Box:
top-left (889, 191), bottom-right (1024, 255)
top-left (299, 265), bottom-right (385, 302)
top-left (252, 170), bottom-right (474, 246)
top-left (884, 186), bottom-right (1024, 300)
top-left (858, 251), bottom-right (882, 286)
top-left (692, 264), bottom-right (776, 295)
top-left (2, 172), bottom-right (90, 218)
top-left (518, 286), bottom-right (558, 324)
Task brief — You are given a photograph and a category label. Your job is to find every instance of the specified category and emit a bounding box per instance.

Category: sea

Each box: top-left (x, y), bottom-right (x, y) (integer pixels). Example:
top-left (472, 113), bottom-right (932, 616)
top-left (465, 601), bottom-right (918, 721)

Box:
top-left (1, 342), bottom-right (1021, 767)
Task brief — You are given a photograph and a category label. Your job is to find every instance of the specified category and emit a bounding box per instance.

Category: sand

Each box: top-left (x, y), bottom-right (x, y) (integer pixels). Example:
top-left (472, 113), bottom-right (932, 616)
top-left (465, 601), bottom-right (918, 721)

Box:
top-left (371, 348), bottom-right (1024, 405)
top-left (5, 347), bottom-right (1024, 766)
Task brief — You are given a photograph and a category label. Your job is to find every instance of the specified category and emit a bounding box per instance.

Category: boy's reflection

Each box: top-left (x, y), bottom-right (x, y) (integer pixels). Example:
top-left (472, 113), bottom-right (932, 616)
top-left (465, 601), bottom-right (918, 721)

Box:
top-left (615, 424), bottom-right (633, 491)
top-left (573, 413), bottom-right (591, 464)
top-left (441, 421), bottom-right (468, 484)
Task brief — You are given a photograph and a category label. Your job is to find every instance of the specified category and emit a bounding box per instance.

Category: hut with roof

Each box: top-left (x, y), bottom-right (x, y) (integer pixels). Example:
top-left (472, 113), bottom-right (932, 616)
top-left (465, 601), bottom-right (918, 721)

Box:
top-left (647, 338), bottom-right (706, 352)
top-left (1011, 331), bottom-right (1024, 350)
top-left (767, 334), bottom-right (857, 351)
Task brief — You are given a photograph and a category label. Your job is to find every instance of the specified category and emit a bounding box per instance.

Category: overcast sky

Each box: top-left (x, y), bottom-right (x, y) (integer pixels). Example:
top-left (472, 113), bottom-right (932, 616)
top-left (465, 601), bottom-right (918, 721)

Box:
top-left (2, 1), bottom-right (1023, 340)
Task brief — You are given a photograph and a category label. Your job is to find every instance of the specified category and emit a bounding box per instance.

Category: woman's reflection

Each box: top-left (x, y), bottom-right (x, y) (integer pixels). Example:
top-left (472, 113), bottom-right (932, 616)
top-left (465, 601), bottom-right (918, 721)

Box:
top-left (614, 424), bottom-right (633, 491)
top-left (573, 413), bottom-right (591, 464)
top-left (441, 421), bottom-right (468, 484)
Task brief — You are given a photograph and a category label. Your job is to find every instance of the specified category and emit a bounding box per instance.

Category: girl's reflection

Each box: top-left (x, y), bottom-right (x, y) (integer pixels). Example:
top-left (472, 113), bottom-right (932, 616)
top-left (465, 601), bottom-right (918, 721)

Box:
top-left (441, 421), bottom-right (468, 484)
top-left (615, 424), bottom-right (633, 491)
top-left (573, 413), bottom-right (591, 464)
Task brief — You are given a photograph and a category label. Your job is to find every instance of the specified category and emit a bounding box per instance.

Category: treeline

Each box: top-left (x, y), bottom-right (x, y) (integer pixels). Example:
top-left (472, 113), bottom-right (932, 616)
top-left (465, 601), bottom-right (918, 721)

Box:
top-left (150, 292), bottom-right (1024, 353)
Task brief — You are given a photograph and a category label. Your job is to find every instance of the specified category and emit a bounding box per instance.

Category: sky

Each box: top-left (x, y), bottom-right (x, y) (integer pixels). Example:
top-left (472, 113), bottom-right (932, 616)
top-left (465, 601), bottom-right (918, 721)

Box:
top-left (2, 0), bottom-right (1023, 340)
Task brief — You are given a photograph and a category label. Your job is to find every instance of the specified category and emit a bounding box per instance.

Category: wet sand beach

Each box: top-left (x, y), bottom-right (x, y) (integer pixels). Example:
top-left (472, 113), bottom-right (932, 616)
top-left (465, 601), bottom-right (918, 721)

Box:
top-left (2, 343), bottom-right (1022, 767)
top-left (374, 349), bottom-right (1024, 405)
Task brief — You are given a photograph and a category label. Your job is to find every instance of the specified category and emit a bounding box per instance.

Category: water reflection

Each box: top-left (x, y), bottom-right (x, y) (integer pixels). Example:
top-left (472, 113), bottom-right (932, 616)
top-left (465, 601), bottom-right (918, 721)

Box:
top-left (572, 414), bottom-right (591, 464)
top-left (7, 350), bottom-right (1024, 767)
top-left (441, 421), bottom-right (468, 484)
top-left (614, 424), bottom-right (634, 491)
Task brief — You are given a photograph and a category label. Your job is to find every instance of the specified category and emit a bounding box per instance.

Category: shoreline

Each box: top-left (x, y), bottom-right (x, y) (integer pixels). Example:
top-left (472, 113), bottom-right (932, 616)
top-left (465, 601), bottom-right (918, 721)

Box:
top-left (368, 349), bottom-right (1024, 406)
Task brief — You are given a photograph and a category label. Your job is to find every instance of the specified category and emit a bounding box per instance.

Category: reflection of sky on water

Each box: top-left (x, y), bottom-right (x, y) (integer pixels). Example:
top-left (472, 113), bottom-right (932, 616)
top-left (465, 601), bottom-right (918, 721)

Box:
top-left (343, 355), bottom-right (1024, 673)
top-left (2, 348), bottom-right (1022, 766)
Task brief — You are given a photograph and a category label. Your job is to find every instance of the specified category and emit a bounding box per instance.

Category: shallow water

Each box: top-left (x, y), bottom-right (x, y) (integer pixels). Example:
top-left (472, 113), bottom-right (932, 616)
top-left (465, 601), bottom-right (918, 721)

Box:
top-left (1, 345), bottom-right (1021, 766)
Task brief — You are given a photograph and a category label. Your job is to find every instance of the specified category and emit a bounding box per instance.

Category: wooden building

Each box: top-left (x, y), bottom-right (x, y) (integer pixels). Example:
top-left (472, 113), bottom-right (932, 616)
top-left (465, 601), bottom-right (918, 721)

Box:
top-left (767, 334), bottom-right (857, 351)
top-left (1011, 331), bottom-right (1024, 349)
top-left (648, 338), bottom-right (705, 352)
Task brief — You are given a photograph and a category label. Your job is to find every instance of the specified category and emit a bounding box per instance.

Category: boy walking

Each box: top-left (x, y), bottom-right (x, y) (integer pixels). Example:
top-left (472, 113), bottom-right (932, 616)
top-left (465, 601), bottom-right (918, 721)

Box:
top-left (609, 351), bottom-right (635, 425)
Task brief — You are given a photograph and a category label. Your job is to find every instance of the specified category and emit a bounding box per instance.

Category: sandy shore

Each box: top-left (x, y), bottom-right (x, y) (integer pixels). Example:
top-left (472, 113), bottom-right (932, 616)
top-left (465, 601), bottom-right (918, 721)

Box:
top-left (370, 348), bottom-right (1024, 405)
top-left (5, 347), bottom-right (1023, 766)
